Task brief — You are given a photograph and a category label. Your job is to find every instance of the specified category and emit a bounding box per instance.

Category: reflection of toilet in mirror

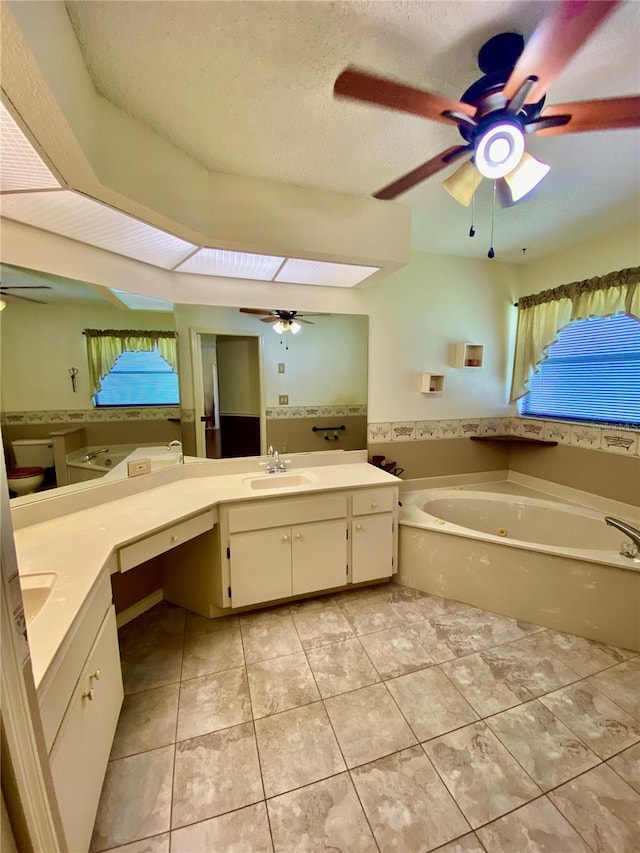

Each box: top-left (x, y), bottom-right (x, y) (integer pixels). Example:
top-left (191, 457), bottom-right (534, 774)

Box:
top-left (7, 439), bottom-right (55, 496)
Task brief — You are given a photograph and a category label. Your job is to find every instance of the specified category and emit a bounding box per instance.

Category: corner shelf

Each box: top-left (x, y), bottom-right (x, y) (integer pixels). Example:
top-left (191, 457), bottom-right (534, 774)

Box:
top-left (420, 373), bottom-right (445, 394)
top-left (453, 343), bottom-right (484, 368)
top-left (470, 435), bottom-right (558, 446)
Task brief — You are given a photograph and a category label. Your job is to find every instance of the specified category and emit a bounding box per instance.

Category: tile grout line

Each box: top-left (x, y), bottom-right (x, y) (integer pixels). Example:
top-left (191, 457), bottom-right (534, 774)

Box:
top-left (108, 591), bottom-right (638, 850)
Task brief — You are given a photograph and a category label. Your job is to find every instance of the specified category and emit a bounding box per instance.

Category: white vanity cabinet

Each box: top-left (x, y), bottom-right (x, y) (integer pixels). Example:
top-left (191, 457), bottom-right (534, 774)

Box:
top-left (226, 494), bottom-right (348, 607)
top-left (351, 488), bottom-right (397, 583)
top-left (38, 570), bottom-right (123, 853)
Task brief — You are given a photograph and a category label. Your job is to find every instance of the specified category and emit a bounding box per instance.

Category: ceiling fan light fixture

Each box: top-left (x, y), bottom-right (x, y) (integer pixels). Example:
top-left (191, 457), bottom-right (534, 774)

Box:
top-left (290, 320), bottom-right (302, 334)
top-left (442, 160), bottom-right (483, 206)
top-left (504, 152), bottom-right (551, 202)
top-left (274, 320), bottom-right (286, 334)
top-left (475, 121), bottom-right (525, 179)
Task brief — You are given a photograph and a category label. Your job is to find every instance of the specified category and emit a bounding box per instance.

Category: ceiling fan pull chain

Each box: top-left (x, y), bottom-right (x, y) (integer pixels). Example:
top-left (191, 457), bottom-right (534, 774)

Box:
top-left (487, 180), bottom-right (496, 259)
top-left (469, 191), bottom-right (476, 238)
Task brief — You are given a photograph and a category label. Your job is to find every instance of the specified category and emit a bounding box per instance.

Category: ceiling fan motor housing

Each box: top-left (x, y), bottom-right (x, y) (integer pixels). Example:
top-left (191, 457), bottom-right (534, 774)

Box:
top-left (457, 32), bottom-right (545, 142)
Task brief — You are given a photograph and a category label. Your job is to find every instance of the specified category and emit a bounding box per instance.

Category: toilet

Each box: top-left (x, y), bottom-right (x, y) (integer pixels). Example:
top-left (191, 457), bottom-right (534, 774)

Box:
top-left (7, 438), bottom-right (55, 496)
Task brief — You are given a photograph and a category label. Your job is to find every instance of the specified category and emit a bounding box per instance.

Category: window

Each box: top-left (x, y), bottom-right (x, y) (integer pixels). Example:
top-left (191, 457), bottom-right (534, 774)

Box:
top-left (520, 313), bottom-right (640, 427)
top-left (93, 346), bottom-right (179, 406)
top-left (85, 328), bottom-right (178, 407)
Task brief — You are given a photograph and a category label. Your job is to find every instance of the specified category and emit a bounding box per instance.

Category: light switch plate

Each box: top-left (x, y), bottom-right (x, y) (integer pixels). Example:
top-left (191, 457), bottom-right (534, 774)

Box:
top-left (278, 395), bottom-right (289, 405)
top-left (127, 458), bottom-right (151, 477)
top-left (278, 363), bottom-right (285, 374)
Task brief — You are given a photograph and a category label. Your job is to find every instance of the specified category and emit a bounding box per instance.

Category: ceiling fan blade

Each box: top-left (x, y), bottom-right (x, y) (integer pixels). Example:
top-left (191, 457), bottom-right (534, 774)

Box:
top-left (502, 0), bottom-right (620, 105)
top-left (297, 318), bottom-right (315, 325)
top-left (534, 96), bottom-right (640, 135)
top-left (259, 317), bottom-right (279, 324)
top-left (442, 160), bottom-right (483, 207)
top-left (239, 307), bottom-right (272, 316)
top-left (0, 285), bottom-right (53, 290)
top-left (374, 145), bottom-right (472, 200)
top-left (334, 67), bottom-right (476, 125)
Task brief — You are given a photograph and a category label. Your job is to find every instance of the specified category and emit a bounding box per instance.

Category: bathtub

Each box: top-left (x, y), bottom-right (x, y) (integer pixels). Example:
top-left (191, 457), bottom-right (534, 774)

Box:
top-left (399, 488), bottom-right (640, 651)
top-left (66, 444), bottom-right (180, 483)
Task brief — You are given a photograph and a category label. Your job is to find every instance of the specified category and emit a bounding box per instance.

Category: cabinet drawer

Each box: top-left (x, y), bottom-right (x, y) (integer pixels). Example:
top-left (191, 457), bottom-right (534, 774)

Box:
top-left (118, 509), bottom-right (215, 572)
top-left (38, 570), bottom-right (112, 752)
top-left (228, 494), bottom-right (346, 533)
top-left (49, 606), bottom-right (123, 853)
top-left (352, 488), bottom-right (396, 516)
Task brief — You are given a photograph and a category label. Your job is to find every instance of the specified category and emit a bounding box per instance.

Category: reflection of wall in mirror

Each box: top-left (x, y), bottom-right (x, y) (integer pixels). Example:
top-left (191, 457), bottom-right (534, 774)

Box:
top-left (0, 301), bottom-right (180, 469)
top-left (174, 304), bottom-right (368, 457)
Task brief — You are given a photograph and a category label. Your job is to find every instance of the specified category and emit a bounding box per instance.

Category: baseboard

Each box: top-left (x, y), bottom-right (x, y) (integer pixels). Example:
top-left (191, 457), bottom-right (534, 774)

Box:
top-left (116, 589), bottom-right (163, 628)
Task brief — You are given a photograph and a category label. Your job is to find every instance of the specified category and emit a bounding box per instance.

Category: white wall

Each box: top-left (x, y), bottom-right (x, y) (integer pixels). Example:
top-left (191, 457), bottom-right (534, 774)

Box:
top-left (515, 222), bottom-right (640, 298)
top-left (0, 302), bottom-right (174, 411)
top-left (361, 252), bottom-right (519, 422)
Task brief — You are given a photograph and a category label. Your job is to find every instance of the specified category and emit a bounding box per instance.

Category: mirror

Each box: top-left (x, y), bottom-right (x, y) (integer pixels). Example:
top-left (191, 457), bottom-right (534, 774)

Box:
top-left (1, 265), bottom-right (368, 493)
top-left (174, 304), bottom-right (368, 459)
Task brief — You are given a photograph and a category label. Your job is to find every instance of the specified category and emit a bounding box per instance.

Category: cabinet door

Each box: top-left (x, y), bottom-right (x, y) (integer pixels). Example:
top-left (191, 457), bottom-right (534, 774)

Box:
top-left (292, 519), bottom-right (347, 596)
top-left (49, 606), bottom-right (123, 853)
top-left (230, 528), bottom-right (292, 607)
top-left (351, 513), bottom-right (394, 584)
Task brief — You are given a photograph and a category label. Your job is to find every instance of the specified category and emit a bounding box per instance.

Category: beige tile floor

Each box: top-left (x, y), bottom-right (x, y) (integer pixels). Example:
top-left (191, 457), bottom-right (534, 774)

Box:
top-left (91, 583), bottom-right (640, 853)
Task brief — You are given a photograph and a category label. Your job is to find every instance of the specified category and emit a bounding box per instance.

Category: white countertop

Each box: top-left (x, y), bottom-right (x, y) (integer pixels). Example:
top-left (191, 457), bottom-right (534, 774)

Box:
top-left (12, 455), bottom-right (399, 689)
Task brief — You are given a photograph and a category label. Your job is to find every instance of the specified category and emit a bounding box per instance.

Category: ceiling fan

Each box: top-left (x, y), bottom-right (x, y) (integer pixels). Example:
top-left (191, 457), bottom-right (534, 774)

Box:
top-left (334, 0), bottom-right (640, 207)
top-left (0, 283), bottom-right (52, 305)
top-left (239, 308), bottom-right (320, 334)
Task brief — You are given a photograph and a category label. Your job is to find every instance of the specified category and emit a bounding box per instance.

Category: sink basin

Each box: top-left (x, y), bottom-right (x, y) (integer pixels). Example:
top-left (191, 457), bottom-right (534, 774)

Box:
top-left (20, 573), bottom-right (57, 623)
top-left (244, 473), bottom-right (313, 490)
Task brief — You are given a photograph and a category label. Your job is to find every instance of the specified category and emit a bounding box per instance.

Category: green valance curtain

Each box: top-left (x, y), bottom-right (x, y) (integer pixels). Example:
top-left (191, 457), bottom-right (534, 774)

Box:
top-left (84, 329), bottom-right (178, 396)
top-left (510, 266), bottom-right (640, 403)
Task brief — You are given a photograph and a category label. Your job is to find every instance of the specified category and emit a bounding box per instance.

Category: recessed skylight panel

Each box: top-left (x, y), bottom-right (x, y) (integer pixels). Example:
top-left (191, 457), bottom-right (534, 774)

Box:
top-left (275, 258), bottom-right (380, 287)
top-left (0, 190), bottom-right (197, 268)
top-left (175, 248), bottom-right (285, 281)
top-left (0, 102), bottom-right (61, 191)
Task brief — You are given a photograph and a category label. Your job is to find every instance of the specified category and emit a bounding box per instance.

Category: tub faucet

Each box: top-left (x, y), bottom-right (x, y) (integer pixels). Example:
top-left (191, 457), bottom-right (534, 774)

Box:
top-left (166, 440), bottom-right (183, 462)
top-left (84, 448), bottom-right (109, 462)
top-left (605, 517), bottom-right (640, 557)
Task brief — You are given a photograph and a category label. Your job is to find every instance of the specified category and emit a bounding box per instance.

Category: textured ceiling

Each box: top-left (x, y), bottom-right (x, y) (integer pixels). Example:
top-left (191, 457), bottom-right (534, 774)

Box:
top-left (63, 1), bottom-right (640, 261)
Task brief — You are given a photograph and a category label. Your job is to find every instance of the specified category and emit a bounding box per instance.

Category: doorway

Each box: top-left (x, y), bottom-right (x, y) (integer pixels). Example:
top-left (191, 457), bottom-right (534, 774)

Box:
top-left (191, 330), bottom-right (264, 459)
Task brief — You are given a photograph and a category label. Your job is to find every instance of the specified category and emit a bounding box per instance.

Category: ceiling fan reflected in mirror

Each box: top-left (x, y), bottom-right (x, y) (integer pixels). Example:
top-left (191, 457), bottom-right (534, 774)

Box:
top-left (0, 283), bottom-right (52, 310)
top-left (239, 308), bottom-right (321, 335)
top-left (334, 0), bottom-right (640, 209)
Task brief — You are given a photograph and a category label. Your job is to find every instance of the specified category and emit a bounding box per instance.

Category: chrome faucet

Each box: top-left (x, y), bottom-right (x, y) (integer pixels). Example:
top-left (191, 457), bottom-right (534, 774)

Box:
top-left (83, 448), bottom-right (109, 462)
top-left (166, 440), bottom-right (183, 462)
top-left (265, 446), bottom-right (286, 473)
top-left (605, 516), bottom-right (640, 557)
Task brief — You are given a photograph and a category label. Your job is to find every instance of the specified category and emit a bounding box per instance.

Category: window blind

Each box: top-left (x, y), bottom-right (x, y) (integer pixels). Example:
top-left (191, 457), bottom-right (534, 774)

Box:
top-left (94, 348), bottom-right (179, 407)
top-left (520, 313), bottom-right (640, 427)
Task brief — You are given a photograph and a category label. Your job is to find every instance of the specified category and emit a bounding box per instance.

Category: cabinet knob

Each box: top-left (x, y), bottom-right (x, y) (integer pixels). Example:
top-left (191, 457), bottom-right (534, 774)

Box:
top-left (171, 535), bottom-right (178, 543)
top-left (282, 534), bottom-right (289, 543)
top-left (89, 669), bottom-right (101, 682)
top-left (295, 532), bottom-right (302, 540)
top-left (355, 523), bottom-right (362, 531)
top-left (371, 501), bottom-right (377, 508)
top-left (82, 688), bottom-right (94, 702)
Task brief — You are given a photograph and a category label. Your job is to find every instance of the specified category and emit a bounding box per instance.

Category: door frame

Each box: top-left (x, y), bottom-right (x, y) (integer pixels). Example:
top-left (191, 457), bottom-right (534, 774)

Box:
top-left (189, 327), bottom-right (266, 458)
